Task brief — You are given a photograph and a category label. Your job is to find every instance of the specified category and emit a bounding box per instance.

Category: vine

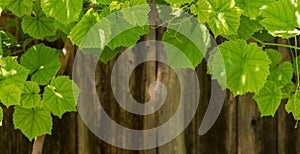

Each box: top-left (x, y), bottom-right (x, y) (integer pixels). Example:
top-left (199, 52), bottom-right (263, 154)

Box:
top-left (0, 0), bottom-right (299, 153)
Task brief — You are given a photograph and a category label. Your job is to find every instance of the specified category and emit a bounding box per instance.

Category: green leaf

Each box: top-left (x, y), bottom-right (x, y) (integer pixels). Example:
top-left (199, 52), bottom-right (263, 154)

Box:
top-left (253, 81), bottom-right (282, 117)
top-left (286, 91), bottom-right (300, 120)
top-left (70, 9), bottom-right (99, 46)
top-left (108, 5), bottom-right (150, 49)
top-left (96, 0), bottom-right (111, 5)
top-left (0, 57), bottom-right (28, 89)
top-left (269, 62), bottom-right (293, 88)
top-left (162, 16), bottom-right (210, 68)
top-left (54, 20), bottom-right (76, 36)
top-left (13, 106), bottom-right (52, 141)
top-left (226, 15), bottom-right (263, 40)
top-left (219, 40), bottom-right (271, 96)
top-left (253, 30), bottom-right (275, 42)
top-left (282, 81), bottom-right (295, 99)
top-left (266, 49), bottom-right (281, 67)
top-left (190, 0), bottom-right (212, 23)
top-left (235, 0), bottom-right (275, 18)
top-left (261, 0), bottom-right (300, 38)
top-left (121, 4), bottom-right (150, 26)
top-left (0, 84), bottom-right (22, 107)
top-left (43, 76), bottom-right (80, 118)
top-left (20, 44), bottom-right (61, 85)
top-left (6, 0), bottom-right (32, 17)
top-left (108, 24), bottom-right (148, 50)
top-left (99, 46), bottom-right (122, 64)
top-left (21, 4), bottom-right (57, 40)
top-left (21, 81), bottom-right (41, 109)
top-left (41, 0), bottom-right (83, 24)
top-left (207, 47), bottom-right (226, 89)
top-left (164, 0), bottom-right (193, 5)
top-left (207, 0), bottom-right (242, 36)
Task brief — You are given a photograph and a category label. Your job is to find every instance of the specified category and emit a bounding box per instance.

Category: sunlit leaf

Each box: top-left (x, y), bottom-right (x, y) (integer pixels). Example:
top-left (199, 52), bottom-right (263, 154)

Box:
top-left (207, 0), bottom-right (242, 36)
top-left (21, 4), bottom-right (56, 40)
top-left (253, 81), bottom-right (282, 117)
top-left (43, 76), bottom-right (80, 118)
top-left (286, 91), bottom-right (300, 120)
top-left (164, 0), bottom-right (193, 5)
top-left (20, 44), bottom-right (61, 85)
top-left (41, 0), bottom-right (83, 23)
top-left (0, 57), bottom-right (28, 89)
top-left (226, 15), bottom-right (263, 40)
top-left (70, 9), bottom-right (99, 46)
top-left (6, 0), bottom-right (32, 17)
top-left (235, 0), bottom-right (276, 18)
top-left (13, 106), bottom-right (52, 141)
top-left (266, 49), bottom-right (281, 67)
top-left (269, 62), bottom-right (293, 88)
top-left (190, 0), bottom-right (212, 23)
top-left (0, 84), bottom-right (21, 107)
top-left (219, 40), bottom-right (271, 96)
top-left (261, 0), bottom-right (300, 38)
top-left (21, 81), bottom-right (41, 109)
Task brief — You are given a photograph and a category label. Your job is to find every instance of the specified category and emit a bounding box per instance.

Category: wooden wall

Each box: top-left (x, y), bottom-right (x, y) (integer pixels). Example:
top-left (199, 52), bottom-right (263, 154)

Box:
top-left (1, 10), bottom-right (300, 154)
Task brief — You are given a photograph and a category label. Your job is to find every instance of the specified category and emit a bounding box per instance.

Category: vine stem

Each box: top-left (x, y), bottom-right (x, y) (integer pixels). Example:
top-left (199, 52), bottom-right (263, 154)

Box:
top-left (251, 37), bottom-right (300, 50)
top-left (32, 135), bottom-right (45, 154)
top-left (294, 36), bottom-right (299, 128)
top-left (295, 36), bottom-right (300, 89)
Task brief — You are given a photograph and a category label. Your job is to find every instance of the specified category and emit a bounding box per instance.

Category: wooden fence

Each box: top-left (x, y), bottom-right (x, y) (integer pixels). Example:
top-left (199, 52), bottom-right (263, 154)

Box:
top-left (0, 13), bottom-right (300, 154)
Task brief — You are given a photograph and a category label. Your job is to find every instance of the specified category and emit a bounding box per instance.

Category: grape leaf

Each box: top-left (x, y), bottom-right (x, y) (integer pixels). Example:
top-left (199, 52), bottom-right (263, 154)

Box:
top-left (253, 30), bottom-right (275, 42)
top-left (269, 62), bottom-right (293, 88)
top-left (43, 76), bottom-right (80, 118)
top-left (261, 0), bottom-right (300, 38)
top-left (108, 24), bottom-right (148, 50)
top-left (282, 81), bottom-right (295, 99)
top-left (265, 48), bottom-right (292, 89)
top-left (21, 81), bottom-right (41, 109)
top-left (226, 15), bottom-right (263, 40)
top-left (54, 20), bottom-right (76, 36)
top-left (253, 81), bottom-right (282, 117)
top-left (21, 4), bottom-right (57, 40)
top-left (162, 16), bottom-right (210, 68)
top-left (164, 0), bottom-right (193, 5)
top-left (121, 4), bottom-right (149, 26)
top-left (13, 106), bottom-right (52, 141)
top-left (70, 9), bottom-right (99, 46)
top-left (6, 0), bottom-right (32, 17)
top-left (0, 84), bottom-right (22, 107)
top-left (99, 46), bottom-right (122, 64)
top-left (0, 57), bottom-right (28, 89)
top-left (190, 0), bottom-right (212, 23)
top-left (20, 44), bottom-right (61, 85)
top-left (286, 91), bottom-right (300, 120)
top-left (207, 47), bottom-right (226, 89)
top-left (266, 49), bottom-right (281, 67)
top-left (41, 0), bottom-right (83, 24)
top-left (235, 0), bottom-right (275, 18)
top-left (96, 0), bottom-right (111, 5)
top-left (107, 5), bottom-right (150, 50)
top-left (207, 0), bottom-right (242, 36)
top-left (219, 40), bottom-right (271, 96)
top-left (79, 5), bottom-right (150, 57)
top-left (0, 0), bottom-right (8, 12)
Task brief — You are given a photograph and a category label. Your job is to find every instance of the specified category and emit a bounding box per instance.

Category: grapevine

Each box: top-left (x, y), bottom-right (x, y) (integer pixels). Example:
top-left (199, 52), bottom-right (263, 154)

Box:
top-left (0, 0), bottom-right (299, 152)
